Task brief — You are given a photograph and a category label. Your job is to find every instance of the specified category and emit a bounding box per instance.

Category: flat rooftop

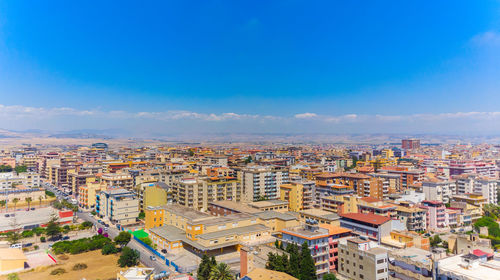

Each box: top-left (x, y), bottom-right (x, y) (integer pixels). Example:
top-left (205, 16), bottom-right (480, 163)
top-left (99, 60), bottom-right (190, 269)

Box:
top-left (248, 200), bottom-right (289, 208)
top-left (209, 200), bottom-right (261, 214)
top-left (299, 209), bottom-right (340, 221)
top-left (438, 254), bottom-right (500, 280)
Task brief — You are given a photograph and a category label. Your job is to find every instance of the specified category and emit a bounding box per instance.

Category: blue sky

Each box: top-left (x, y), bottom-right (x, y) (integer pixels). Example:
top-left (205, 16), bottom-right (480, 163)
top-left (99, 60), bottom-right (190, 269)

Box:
top-left (1, 1), bottom-right (500, 135)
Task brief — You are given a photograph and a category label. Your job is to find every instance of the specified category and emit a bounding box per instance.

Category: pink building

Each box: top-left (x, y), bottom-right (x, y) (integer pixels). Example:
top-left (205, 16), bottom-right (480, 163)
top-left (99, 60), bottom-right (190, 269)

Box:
top-left (0, 157), bottom-right (16, 168)
top-left (420, 200), bottom-right (447, 231)
top-left (319, 224), bottom-right (352, 272)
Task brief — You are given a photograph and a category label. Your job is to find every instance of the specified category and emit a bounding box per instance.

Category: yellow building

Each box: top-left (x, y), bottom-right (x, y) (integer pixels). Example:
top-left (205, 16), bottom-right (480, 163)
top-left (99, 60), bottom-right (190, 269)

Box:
top-left (78, 181), bottom-right (106, 210)
top-left (0, 248), bottom-right (27, 274)
top-left (146, 205), bottom-right (274, 256)
top-left (321, 195), bottom-right (358, 214)
top-left (279, 183), bottom-right (303, 211)
top-left (140, 183), bottom-right (168, 211)
top-left (298, 208), bottom-right (340, 226)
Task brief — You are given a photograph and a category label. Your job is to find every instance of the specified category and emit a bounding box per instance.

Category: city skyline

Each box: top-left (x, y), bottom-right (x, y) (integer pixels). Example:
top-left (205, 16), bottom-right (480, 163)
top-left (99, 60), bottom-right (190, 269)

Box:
top-left (1, 1), bottom-right (500, 135)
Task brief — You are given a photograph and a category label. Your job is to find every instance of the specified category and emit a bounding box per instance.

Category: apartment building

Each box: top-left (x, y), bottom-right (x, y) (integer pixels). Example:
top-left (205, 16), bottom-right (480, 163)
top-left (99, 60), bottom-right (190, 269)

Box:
top-left (395, 205), bottom-right (427, 232)
top-left (239, 166), bottom-right (289, 201)
top-left (138, 182), bottom-right (171, 211)
top-left (338, 237), bottom-right (389, 280)
top-left (299, 209), bottom-right (341, 226)
top-left (280, 221), bottom-right (331, 279)
top-left (321, 195), bottom-right (358, 214)
top-left (171, 176), bottom-right (241, 211)
top-left (98, 172), bottom-right (134, 190)
top-left (388, 247), bottom-right (433, 280)
top-left (0, 172), bottom-right (40, 190)
top-left (420, 200), bottom-right (447, 231)
top-left (357, 197), bottom-right (397, 219)
top-left (422, 179), bottom-right (456, 203)
top-left (279, 181), bottom-right (315, 211)
top-left (78, 181), bottom-right (106, 210)
top-left (402, 139), bottom-right (420, 150)
top-left (319, 224), bottom-right (352, 273)
top-left (339, 213), bottom-right (392, 242)
top-left (96, 188), bottom-right (139, 225)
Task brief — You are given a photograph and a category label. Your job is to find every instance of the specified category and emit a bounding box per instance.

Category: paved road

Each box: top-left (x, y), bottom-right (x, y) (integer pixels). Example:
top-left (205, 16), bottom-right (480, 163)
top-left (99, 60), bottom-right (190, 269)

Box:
top-left (76, 211), bottom-right (172, 274)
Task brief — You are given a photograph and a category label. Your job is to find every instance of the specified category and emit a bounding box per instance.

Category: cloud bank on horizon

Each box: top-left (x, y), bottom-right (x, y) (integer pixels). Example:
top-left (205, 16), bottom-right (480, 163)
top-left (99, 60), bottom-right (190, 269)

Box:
top-left (2, 104), bottom-right (500, 135)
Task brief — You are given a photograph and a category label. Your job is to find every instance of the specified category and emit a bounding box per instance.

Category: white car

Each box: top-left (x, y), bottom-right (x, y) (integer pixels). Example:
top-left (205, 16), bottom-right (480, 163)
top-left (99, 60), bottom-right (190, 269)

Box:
top-left (10, 243), bottom-right (22, 249)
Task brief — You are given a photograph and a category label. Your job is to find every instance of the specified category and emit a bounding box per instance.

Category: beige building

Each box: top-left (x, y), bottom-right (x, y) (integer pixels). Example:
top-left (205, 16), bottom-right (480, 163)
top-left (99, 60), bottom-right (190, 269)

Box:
top-left (78, 181), bottom-right (107, 210)
top-left (338, 237), bottom-right (389, 280)
top-left (239, 166), bottom-right (289, 202)
top-left (0, 248), bottom-right (27, 274)
top-left (116, 267), bottom-right (154, 280)
top-left (96, 188), bottom-right (139, 225)
top-left (146, 205), bottom-right (275, 256)
top-left (98, 173), bottom-right (134, 189)
top-left (0, 172), bottom-right (40, 190)
top-left (139, 182), bottom-right (171, 211)
top-left (171, 176), bottom-right (241, 211)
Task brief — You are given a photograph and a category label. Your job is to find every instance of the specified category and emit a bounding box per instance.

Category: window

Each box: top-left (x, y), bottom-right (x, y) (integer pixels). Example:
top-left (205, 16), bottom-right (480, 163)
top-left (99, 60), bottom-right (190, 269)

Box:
top-left (377, 259), bottom-right (385, 264)
top-left (359, 255), bottom-right (363, 260)
top-left (359, 274), bottom-right (364, 279)
top-left (359, 265), bottom-right (363, 270)
top-left (377, 269), bottom-right (385, 274)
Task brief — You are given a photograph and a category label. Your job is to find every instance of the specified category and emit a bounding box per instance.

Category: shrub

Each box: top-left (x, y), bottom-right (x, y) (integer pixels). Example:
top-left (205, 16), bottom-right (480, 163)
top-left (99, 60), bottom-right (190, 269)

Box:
top-left (139, 237), bottom-right (153, 246)
top-left (51, 235), bottom-right (112, 255)
top-left (50, 268), bottom-right (66, 275)
top-left (7, 273), bottom-right (19, 280)
top-left (22, 230), bottom-right (34, 238)
top-left (34, 245), bottom-right (39, 250)
top-left (72, 263), bottom-right (88, 271)
top-left (40, 236), bottom-right (46, 242)
top-left (58, 255), bottom-right (69, 260)
top-left (102, 243), bottom-right (119, 255)
top-left (79, 221), bottom-right (93, 230)
top-left (33, 227), bottom-right (45, 236)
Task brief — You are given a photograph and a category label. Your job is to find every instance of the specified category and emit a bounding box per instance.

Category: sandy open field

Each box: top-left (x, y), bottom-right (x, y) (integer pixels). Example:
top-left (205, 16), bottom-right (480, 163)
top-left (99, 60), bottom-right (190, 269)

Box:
top-left (0, 250), bottom-right (122, 280)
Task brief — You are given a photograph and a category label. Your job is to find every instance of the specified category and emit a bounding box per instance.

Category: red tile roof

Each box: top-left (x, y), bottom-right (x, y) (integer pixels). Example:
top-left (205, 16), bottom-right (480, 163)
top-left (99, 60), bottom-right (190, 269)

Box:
top-left (340, 213), bottom-right (391, 225)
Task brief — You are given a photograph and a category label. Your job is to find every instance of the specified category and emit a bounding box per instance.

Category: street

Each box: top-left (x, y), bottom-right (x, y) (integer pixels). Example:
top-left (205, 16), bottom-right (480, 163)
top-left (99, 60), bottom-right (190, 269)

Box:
top-left (76, 211), bottom-right (173, 274)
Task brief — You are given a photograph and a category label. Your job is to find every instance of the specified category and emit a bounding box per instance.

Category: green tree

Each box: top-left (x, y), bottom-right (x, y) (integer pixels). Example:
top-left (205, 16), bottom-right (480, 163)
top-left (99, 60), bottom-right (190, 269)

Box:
top-left (114, 231), bottom-right (132, 247)
top-left (0, 200), bottom-right (6, 209)
top-left (139, 237), bottom-right (152, 246)
top-left (12, 198), bottom-right (19, 211)
top-left (138, 211), bottom-right (145, 220)
top-left (244, 156), bottom-right (252, 164)
top-left (197, 254), bottom-right (214, 280)
top-left (14, 165), bottom-right (27, 174)
top-left (0, 165), bottom-right (13, 172)
top-left (430, 235), bottom-right (442, 248)
top-left (299, 241), bottom-right (316, 280)
top-left (25, 197), bottom-right (32, 209)
top-left (323, 273), bottom-right (337, 280)
top-left (118, 247), bottom-right (140, 267)
top-left (209, 262), bottom-right (234, 280)
top-left (6, 231), bottom-right (21, 245)
top-left (39, 195), bottom-right (44, 208)
top-left (286, 243), bottom-right (300, 278)
top-left (45, 215), bottom-right (61, 240)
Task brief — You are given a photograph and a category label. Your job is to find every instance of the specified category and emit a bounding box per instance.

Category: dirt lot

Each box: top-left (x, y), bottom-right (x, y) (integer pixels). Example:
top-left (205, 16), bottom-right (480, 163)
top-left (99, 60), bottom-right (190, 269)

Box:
top-left (0, 250), bottom-right (122, 280)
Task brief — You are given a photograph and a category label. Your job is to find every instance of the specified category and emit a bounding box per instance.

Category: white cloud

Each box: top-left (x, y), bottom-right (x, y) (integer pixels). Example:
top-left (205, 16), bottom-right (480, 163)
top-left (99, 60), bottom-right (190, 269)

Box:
top-left (295, 113), bottom-right (318, 119)
top-left (2, 103), bottom-right (500, 134)
top-left (471, 31), bottom-right (500, 47)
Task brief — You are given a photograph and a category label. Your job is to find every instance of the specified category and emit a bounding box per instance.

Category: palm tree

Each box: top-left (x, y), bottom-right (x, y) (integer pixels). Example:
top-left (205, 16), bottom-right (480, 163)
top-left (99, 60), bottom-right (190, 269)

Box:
top-left (39, 196), bottom-right (43, 208)
top-left (25, 197), bottom-right (32, 210)
top-left (209, 263), bottom-right (234, 280)
top-left (0, 200), bottom-right (6, 211)
top-left (12, 198), bottom-right (19, 211)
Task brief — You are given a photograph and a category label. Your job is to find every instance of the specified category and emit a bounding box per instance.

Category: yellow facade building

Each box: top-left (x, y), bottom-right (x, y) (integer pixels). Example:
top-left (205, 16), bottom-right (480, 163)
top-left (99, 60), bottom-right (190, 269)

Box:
top-left (0, 248), bottom-right (27, 274)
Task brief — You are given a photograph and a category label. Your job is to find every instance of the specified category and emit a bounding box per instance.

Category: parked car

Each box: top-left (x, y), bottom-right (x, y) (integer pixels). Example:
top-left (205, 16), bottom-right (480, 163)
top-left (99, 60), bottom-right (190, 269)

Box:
top-left (150, 256), bottom-right (156, 261)
top-left (31, 208), bottom-right (35, 210)
top-left (62, 236), bottom-right (70, 240)
top-left (22, 243), bottom-right (33, 248)
top-left (10, 243), bottom-right (22, 249)
top-left (11, 213), bottom-right (15, 217)
top-left (161, 249), bottom-right (167, 254)
top-left (4, 214), bottom-right (9, 217)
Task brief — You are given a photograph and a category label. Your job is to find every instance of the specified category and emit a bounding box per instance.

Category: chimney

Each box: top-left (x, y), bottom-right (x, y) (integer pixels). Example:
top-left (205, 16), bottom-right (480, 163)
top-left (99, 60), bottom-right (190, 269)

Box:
top-left (240, 246), bottom-right (249, 277)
